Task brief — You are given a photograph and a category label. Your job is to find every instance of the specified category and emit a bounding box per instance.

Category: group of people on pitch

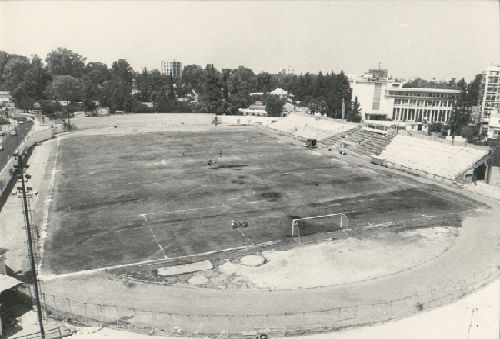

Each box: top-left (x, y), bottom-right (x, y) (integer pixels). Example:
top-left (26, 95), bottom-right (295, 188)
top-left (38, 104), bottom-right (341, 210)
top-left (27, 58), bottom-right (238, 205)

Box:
top-left (182, 149), bottom-right (224, 166)
top-left (232, 219), bottom-right (248, 229)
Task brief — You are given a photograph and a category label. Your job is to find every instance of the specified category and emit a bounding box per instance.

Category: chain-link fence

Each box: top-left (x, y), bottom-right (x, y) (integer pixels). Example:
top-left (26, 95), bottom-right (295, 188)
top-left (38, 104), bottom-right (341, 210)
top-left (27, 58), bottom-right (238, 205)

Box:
top-left (21, 263), bottom-right (499, 337)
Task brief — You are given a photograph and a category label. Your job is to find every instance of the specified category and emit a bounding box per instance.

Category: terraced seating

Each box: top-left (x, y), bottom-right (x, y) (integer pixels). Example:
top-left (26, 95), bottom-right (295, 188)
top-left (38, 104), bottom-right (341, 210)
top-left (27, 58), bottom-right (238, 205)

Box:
top-left (319, 127), bottom-right (396, 156)
top-left (379, 135), bottom-right (490, 180)
top-left (266, 113), bottom-right (358, 140)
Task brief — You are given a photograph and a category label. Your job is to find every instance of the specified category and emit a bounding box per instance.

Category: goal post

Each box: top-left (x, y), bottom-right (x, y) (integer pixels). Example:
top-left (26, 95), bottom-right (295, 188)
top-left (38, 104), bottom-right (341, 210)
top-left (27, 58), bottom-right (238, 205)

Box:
top-left (291, 213), bottom-right (348, 241)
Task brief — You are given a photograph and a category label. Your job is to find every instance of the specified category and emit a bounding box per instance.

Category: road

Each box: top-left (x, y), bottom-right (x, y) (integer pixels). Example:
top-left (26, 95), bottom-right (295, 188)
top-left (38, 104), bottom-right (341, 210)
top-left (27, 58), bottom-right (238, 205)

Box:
top-left (0, 118), bottom-right (34, 170)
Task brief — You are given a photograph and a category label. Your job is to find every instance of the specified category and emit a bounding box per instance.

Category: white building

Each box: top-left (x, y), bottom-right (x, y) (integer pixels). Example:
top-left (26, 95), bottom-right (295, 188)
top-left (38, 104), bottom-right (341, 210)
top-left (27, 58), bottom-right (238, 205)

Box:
top-left (0, 91), bottom-right (12, 105)
top-left (385, 88), bottom-right (460, 125)
top-left (479, 65), bottom-right (500, 138)
top-left (279, 66), bottom-right (294, 75)
top-left (349, 77), bottom-right (404, 120)
top-left (350, 74), bottom-right (461, 131)
top-left (161, 60), bottom-right (182, 78)
top-left (486, 108), bottom-right (500, 139)
top-left (269, 88), bottom-right (288, 99)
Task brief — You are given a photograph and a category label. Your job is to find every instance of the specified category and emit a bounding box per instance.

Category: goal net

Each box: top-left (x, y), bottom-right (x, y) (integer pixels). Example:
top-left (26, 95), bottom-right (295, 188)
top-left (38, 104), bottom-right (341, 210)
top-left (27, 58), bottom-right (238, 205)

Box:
top-left (291, 213), bottom-right (348, 242)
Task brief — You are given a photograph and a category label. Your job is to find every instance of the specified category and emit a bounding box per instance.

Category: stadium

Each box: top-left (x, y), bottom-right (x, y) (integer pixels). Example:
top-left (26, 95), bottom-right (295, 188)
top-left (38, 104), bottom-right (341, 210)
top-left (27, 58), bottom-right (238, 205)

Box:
top-left (2, 112), bottom-right (500, 337)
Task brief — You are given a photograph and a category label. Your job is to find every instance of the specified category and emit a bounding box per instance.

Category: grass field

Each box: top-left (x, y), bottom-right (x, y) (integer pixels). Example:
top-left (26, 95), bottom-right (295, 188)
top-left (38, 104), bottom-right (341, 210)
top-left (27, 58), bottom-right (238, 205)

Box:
top-left (44, 127), bottom-right (485, 274)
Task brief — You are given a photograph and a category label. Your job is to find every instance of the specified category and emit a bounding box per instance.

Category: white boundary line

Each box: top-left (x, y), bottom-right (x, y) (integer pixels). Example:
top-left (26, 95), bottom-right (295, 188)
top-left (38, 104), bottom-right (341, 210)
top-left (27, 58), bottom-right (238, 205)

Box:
top-left (141, 214), bottom-right (168, 260)
top-left (38, 137), bottom-right (60, 274)
top-left (41, 240), bottom-right (281, 281)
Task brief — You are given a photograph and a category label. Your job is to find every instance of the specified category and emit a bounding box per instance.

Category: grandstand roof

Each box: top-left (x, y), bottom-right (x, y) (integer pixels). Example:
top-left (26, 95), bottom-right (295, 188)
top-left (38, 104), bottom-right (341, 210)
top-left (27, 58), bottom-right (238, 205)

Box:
top-left (0, 274), bottom-right (22, 293)
top-left (390, 88), bottom-right (461, 94)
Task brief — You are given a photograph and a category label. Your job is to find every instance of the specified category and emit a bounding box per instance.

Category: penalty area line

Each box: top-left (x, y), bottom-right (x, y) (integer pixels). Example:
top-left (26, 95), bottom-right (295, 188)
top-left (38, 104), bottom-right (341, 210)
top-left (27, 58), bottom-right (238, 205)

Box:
top-left (141, 214), bottom-right (168, 260)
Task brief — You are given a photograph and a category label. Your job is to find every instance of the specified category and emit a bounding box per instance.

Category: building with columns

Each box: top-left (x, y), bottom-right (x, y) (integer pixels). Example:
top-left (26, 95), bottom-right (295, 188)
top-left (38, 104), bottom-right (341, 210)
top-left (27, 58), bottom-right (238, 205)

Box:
top-left (386, 88), bottom-right (460, 124)
top-left (350, 70), bottom-right (461, 131)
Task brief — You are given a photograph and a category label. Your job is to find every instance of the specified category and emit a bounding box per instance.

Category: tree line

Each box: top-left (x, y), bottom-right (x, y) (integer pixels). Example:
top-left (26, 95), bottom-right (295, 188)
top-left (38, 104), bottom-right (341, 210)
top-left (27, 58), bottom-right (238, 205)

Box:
top-left (0, 48), bottom-right (360, 121)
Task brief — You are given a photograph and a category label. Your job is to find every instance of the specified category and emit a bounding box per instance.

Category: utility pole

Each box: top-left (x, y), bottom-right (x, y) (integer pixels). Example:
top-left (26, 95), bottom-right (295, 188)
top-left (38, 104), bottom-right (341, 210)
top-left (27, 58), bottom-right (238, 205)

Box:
top-left (342, 97), bottom-right (345, 120)
top-left (14, 151), bottom-right (45, 338)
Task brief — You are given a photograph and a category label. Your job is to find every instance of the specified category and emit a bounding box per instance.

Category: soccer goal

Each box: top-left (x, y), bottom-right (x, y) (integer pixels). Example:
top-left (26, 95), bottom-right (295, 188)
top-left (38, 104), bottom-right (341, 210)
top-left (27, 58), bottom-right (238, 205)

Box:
top-left (291, 213), bottom-right (349, 243)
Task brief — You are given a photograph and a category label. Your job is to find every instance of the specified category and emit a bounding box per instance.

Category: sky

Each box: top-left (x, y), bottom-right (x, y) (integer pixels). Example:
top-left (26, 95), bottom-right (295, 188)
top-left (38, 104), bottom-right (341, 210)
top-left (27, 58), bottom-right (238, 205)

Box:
top-left (1, 1), bottom-right (499, 81)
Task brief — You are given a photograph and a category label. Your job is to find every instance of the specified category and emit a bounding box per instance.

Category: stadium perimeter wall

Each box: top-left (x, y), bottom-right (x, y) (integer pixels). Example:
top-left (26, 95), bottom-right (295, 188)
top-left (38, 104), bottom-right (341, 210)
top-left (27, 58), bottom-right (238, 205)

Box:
top-left (69, 113), bottom-right (281, 131)
top-left (0, 127), bottom-right (54, 194)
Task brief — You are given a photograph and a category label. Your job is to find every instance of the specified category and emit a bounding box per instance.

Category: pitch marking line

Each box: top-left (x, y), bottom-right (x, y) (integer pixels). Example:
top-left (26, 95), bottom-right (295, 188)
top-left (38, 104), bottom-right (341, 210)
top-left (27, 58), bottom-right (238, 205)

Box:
top-left (222, 191), bottom-right (257, 206)
top-left (38, 137), bottom-right (61, 274)
top-left (141, 214), bottom-right (168, 260)
top-left (236, 228), bottom-right (255, 246)
top-left (83, 225), bottom-right (146, 239)
top-left (41, 240), bottom-right (281, 281)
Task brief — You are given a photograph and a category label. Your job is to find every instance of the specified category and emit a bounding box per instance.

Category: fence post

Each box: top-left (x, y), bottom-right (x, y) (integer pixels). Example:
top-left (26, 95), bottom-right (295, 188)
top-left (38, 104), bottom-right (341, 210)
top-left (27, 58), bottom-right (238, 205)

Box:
top-left (265, 314), bottom-right (268, 332)
top-left (99, 304), bottom-right (103, 321)
top-left (66, 298), bottom-right (72, 318)
top-left (52, 295), bottom-right (57, 310)
top-left (301, 312), bottom-right (304, 330)
top-left (84, 303), bottom-right (87, 320)
top-left (133, 309), bottom-right (136, 329)
top-left (246, 314), bottom-right (248, 332)
top-left (151, 311), bottom-right (154, 334)
top-left (284, 312), bottom-right (287, 333)
top-left (226, 315), bottom-right (229, 336)
top-left (116, 306), bottom-right (119, 326)
top-left (169, 313), bottom-right (172, 334)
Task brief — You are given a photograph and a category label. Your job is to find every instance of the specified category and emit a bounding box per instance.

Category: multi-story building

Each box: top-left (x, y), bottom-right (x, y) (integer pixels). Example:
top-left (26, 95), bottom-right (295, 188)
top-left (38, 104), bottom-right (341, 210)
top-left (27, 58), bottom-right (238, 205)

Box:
top-left (486, 108), bottom-right (500, 139)
top-left (279, 66), bottom-right (294, 76)
top-left (350, 76), bottom-right (404, 120)
top-left (386, 88), bottom-right (460, 125)
top-left (350, 71), bottom-right (461, 131)
top-left (161, 60), bottom-right (182, 78)
top-left (479, 65), bottom-right (500, 139)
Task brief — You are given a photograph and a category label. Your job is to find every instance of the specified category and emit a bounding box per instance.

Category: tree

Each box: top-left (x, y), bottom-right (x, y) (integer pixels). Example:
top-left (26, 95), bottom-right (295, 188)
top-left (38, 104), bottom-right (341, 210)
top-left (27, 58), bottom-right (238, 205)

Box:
top-left (256, 72), bottom-right (272, 93)
top-left (30, 54), bottom-right (51, 100)
top-left (265, 96), bottom-right (285, 117)
top-left (39, 100), bottom-right (62, 117)
top-left (44, 75), bottom-right (83, 102)
top-left (1, 57), bottom-right (31, 93)
top-left (428, 122), bottom-right (443, 134)
top-left (111, 59), bottom-right (133, 86)
top-left (45, 47), bottom-right (86, 78)
top-left (467, 74), bottom-right (482, 108)
top-left (347, 96), bottom-right (362, 122)
top-left (403, 78), bottom-right (455, 89)
top-left (449, 78), bottom-right (471, 138)
top-left (85, 62), bottom-right (110, 86)
top-left (226, 66), bottom-right (256, 111)
top-left (182, 64), bottom-right (204, 94)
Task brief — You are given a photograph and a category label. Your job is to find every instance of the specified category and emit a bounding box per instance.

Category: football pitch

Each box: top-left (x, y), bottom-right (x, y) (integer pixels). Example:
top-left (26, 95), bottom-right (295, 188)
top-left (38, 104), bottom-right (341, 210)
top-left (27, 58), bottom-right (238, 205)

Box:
top-left (43, 127), bottom-right (484, 274)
